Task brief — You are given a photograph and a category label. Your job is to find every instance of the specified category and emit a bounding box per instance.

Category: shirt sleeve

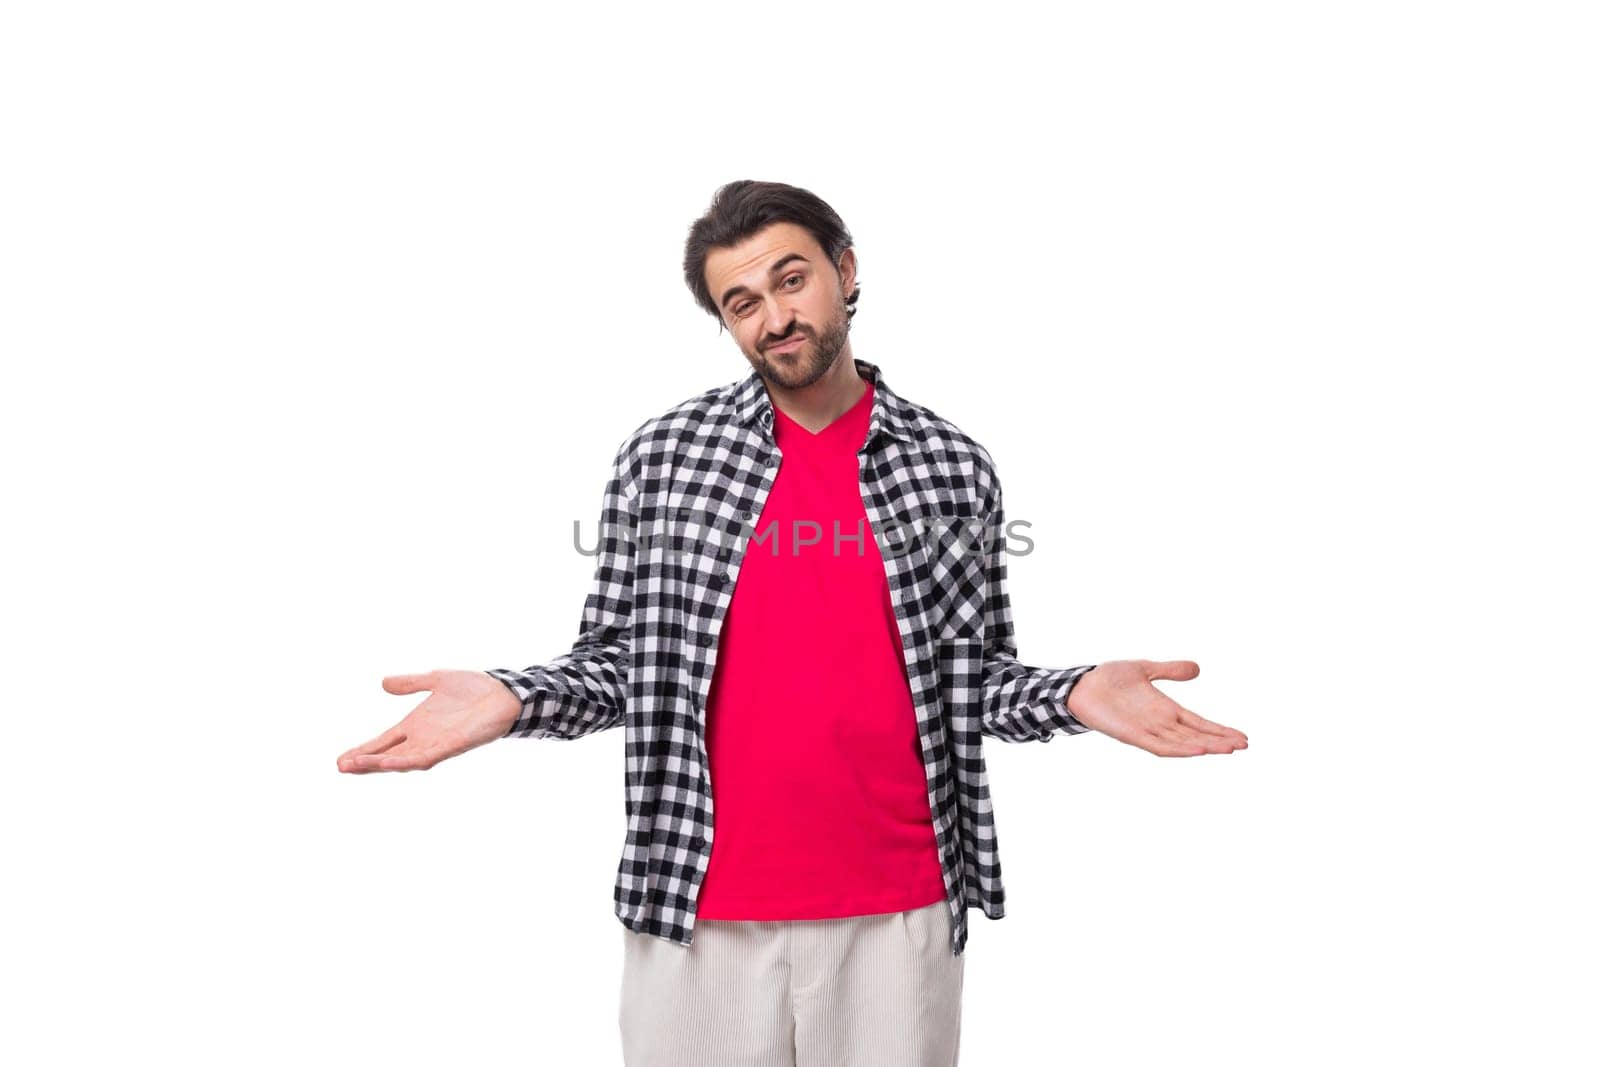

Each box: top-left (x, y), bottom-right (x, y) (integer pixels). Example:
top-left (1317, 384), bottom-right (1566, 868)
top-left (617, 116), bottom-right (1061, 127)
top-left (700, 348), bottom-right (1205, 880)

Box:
top-left (483, 437), bottom-right (637, 740)
top-left (976, 470), bottom-right (1098, 743)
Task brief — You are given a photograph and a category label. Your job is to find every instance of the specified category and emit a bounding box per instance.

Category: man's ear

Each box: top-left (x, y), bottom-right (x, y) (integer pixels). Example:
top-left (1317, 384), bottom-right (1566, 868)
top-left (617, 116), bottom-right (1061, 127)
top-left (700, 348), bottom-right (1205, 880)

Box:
top-left (837, 247), bottom-right (858, 293)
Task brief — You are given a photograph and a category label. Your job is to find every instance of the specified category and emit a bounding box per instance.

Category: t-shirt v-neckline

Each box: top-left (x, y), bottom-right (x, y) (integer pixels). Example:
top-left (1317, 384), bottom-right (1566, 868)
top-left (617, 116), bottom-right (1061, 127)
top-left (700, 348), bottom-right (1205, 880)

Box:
top-left (772, 381), bottom-right (874, 449)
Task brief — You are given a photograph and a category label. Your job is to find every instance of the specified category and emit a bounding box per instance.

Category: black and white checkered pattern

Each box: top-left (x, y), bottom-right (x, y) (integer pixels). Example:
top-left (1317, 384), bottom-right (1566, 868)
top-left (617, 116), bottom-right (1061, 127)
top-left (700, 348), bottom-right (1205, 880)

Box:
top-left (486, 358), bottom-right (1096, 957)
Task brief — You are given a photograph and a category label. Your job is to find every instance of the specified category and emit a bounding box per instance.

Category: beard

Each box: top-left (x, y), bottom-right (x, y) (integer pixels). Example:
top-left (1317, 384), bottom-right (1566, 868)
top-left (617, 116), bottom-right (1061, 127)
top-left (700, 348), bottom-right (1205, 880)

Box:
top-left (747, 296), bottom-right (849, 390)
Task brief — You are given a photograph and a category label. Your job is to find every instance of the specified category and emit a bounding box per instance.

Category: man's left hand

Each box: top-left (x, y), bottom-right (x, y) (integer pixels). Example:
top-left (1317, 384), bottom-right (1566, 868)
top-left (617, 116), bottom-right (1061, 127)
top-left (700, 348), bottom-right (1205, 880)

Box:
top-left (1065, 660), bottom-right (1248, 756)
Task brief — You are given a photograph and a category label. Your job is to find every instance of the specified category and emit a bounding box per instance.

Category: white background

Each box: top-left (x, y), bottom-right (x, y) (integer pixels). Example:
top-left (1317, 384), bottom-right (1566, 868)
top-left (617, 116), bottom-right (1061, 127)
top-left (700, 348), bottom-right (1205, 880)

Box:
top-left (4, 2), bottom-right (1595, 1064)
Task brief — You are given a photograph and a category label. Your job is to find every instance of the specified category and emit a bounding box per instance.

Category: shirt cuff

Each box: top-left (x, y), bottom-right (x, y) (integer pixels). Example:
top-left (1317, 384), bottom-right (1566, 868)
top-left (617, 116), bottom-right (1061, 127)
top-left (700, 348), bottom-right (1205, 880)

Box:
top-left (483, 667), bottom-right (549, 738)
top-left (1032, 664), bottom-right (1098, 741)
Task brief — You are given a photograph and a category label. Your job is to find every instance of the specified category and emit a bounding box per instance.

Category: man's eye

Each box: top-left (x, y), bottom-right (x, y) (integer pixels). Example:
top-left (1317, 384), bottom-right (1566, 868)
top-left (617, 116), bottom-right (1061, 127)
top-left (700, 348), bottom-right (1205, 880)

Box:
top-left (783, 275), bottom-right (802, 288)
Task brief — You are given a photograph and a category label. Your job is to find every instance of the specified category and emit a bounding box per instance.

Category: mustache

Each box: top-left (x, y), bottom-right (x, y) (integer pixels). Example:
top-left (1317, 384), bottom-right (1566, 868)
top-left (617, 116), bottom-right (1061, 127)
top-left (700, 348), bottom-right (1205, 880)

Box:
top-left (763, 329), bottom-right (808, 350)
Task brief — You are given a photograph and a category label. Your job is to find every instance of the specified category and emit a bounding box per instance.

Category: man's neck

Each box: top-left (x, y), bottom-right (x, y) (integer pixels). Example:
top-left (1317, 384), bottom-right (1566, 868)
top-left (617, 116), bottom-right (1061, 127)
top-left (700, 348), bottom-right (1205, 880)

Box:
top-left (766, 353), bottom-right (866, 434)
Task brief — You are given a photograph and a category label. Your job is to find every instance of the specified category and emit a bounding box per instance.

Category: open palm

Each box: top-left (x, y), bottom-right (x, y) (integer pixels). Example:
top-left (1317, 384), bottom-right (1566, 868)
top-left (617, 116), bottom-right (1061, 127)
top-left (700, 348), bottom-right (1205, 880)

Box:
top-left (336, 670), bottom-right (521, 773)
top-left (1065, 659), bottom-right (1248, 757)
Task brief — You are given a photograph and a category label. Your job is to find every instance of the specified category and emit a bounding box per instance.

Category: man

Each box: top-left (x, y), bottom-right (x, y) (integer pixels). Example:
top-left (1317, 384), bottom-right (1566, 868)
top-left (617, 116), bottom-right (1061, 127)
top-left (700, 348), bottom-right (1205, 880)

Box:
top-left (337, 180), bottom-right (1248, 1067)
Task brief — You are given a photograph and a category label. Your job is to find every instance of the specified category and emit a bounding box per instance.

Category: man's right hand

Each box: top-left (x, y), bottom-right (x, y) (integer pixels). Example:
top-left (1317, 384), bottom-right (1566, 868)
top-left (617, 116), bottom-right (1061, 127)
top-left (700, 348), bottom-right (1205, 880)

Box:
top-left (336, 670), bottom-right (521, 773)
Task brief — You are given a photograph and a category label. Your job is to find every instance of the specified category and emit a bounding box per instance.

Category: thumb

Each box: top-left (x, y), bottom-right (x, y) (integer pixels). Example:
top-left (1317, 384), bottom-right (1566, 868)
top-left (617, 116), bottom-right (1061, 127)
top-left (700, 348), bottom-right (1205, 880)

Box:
top-left (382, 671), bottom-right (437, 695)
top-left (1144, 659), bottom-right (1200, 682)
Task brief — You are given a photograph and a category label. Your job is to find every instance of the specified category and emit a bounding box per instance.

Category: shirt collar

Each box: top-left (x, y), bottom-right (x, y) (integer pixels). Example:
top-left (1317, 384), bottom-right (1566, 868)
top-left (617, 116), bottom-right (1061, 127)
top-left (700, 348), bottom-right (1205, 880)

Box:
top-left (731, 357), bottom-right (913, 447)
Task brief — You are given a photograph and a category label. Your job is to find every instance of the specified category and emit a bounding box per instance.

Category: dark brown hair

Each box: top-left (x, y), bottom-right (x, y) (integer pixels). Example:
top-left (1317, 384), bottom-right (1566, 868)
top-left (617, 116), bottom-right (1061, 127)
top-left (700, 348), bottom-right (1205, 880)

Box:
top-left (682, 180), bottom-right (859, 333)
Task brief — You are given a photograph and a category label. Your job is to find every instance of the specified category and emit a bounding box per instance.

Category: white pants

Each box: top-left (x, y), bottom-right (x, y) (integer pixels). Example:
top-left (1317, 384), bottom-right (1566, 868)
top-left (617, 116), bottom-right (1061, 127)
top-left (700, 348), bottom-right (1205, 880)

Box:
top-left (619, 899), bottom-right (965, 1067)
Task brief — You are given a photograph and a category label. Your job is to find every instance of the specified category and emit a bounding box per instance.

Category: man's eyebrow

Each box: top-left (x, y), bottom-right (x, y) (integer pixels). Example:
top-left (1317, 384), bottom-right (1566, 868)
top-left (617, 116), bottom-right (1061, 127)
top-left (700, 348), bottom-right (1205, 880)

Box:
top-left (719, 253), bottom-right (812, 310)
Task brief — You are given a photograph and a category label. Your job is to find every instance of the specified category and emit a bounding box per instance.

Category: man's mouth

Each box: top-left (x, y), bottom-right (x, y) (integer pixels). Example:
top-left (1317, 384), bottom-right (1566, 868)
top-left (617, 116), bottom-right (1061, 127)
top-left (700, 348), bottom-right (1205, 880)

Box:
top-left (768, 335), bottom-right (805, 353)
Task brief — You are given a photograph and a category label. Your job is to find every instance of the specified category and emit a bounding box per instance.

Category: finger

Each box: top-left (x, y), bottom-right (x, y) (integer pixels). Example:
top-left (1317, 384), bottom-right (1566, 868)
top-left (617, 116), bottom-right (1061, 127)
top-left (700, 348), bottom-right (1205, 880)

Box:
top-left (348, 725), bottom-right (407, 756)
top-left (340, 751), bottom-right (395, 773)
top-left (337, 735), bottom-right (409, 777)
top-left (372, 746), bottom-right (448, 772)
top-left (340, 740), bottom-right (427, 773)
top-left (382, 672), bottom-right (437, 696)
top-left (338, 725), bottom-right (407, 768)
top-left (1164, 722), bottom-right (1245, 754)
top-left (343, 760), bottom-right (388, 774)
top-left (1174, 705), bottom-right (1234, 738)
top-left (1130, 729), bottom-right (1207, 757)
top-left (1177, 706), bottom-right (1248, 744)
top-left (1142, 659), bottom-right (1200, 682)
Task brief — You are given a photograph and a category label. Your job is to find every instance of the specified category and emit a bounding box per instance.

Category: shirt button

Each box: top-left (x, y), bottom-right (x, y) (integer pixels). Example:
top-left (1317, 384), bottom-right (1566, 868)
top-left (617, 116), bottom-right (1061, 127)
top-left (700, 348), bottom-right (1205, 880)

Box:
top-left (696, 632), bottom-right (714, 647)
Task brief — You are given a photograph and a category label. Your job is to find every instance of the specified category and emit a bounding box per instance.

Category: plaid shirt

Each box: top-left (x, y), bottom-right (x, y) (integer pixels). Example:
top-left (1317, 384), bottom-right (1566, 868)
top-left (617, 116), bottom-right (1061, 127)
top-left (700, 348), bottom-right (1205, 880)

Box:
top-left (487, 358), bottom-right (1096, 957)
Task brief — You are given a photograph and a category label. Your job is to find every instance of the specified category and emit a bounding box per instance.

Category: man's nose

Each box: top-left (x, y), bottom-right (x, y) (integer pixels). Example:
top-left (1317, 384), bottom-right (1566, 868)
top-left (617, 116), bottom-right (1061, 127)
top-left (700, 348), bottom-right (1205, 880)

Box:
top-left (762, 303), bottom-right (796, 341)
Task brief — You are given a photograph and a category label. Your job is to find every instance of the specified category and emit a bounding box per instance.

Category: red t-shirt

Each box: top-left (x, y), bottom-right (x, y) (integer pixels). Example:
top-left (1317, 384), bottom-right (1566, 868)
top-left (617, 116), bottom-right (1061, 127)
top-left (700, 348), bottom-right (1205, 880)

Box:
top-left (695, 379), bottom-right (949, 920)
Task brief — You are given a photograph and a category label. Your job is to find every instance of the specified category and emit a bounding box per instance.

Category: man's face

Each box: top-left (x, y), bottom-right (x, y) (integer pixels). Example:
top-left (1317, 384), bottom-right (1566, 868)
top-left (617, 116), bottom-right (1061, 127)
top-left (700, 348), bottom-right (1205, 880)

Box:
top-left (703, 221), bottom-right (856, 391)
